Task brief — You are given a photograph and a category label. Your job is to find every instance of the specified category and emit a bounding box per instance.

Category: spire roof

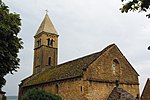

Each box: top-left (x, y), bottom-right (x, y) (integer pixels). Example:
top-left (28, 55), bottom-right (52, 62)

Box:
top-left (35, 14), bottom-right (57, 35)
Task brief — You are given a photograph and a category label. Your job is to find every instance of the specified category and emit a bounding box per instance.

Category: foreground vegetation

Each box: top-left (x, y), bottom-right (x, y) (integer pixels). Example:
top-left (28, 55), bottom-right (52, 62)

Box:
top-left (22, 89), bottom-right (62, 100)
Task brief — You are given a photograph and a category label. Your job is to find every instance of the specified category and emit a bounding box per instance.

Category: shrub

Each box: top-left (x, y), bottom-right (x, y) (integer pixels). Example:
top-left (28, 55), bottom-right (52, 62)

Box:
top-left (22, 89), bottom-right (62, 100)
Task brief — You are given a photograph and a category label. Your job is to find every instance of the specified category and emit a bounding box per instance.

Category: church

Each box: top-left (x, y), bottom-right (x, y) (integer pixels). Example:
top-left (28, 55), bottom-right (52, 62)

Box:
top-left (141, 78), bottom-right (150, 100)
top-left (19, 14), bottom-right (140, 100)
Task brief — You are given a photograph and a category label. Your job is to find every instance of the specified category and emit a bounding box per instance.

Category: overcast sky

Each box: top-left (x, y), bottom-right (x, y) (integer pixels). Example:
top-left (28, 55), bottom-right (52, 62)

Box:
top-left (3, 0), bottom-right (150, 96)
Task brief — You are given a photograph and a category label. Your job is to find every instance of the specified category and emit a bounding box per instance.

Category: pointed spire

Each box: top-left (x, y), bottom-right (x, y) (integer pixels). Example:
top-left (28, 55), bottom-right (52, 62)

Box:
top-left (35, 14), bottom-right (57, 35)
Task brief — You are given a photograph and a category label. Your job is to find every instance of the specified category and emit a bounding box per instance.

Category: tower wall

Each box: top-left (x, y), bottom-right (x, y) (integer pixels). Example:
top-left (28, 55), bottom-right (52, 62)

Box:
top-left (33, 28), bottom-right (58, 74)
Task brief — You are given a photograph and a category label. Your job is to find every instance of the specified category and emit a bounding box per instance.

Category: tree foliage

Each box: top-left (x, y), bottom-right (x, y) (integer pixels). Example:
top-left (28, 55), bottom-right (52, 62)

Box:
top-left (148, 46), bottom-right (150, 50)
top-left (22, 89), bottom-right (62, 100)
top-left (121, 0), bottom-right (150, 18)
top-left (0, 0), bottom-right (23, 89)
top-left (121, 0), bottom-right (150, 50)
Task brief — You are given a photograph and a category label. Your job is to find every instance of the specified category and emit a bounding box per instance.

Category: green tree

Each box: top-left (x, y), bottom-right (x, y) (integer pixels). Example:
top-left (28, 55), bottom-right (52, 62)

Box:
top-left (148, 46), bottom-right (150, 50)
top-left (22, 89), bottom-right (62, 100)
top-left (0, 0), bottom-right (23, 90)
top-left (121, 0), bottom-right (150, 18)
top-left (121, 0), bottom-right (150, 50)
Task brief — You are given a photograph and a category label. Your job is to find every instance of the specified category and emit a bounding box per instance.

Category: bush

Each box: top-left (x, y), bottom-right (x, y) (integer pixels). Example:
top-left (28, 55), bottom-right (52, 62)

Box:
top-left (22, 89), bottom-right (62, 100)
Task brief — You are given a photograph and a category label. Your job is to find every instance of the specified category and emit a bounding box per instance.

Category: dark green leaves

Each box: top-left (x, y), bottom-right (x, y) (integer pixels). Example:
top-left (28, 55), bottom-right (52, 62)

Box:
top-left (148, 46), bottom-right (150, 50)
top-left (22, 89), bottom-right (62, 100)
top-left (0, 0), bottom-right (23, 88)
top-left (121, 0), bottom-right (150, 18)
top-left (121, 0), bottom-right (150, 51)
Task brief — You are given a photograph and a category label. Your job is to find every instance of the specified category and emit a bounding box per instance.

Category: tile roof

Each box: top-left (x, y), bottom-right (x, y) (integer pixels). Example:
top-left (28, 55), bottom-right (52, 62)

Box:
top-left (35, 14), bottom-right (57, 35)
top-left (107, 87), bottom-right (136, 100)
top-left (141, 78), bottom-right (150, 100)
top-left (23, 44), bottom-right (115, 87)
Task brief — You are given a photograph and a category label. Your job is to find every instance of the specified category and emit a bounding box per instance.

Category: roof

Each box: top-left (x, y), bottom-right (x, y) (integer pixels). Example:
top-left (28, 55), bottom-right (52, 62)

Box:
top-left (35, 14), bottom-right (57, 35)
top-left (107, 87), bottom-right (136, 100)
top-left (114, 45), bottom-right (139, 76)
top-left (22, 44), bottom-right (139, 87)
top-left (23, 44), bottom-right (115, 87)
top-left (141, 78), bottom-right (150, 100)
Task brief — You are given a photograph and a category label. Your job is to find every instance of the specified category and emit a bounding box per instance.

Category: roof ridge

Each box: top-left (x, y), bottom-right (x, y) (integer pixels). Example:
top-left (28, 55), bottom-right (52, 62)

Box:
top-left (84, 43), bottom-right (116, 69)
top-left (57, 43), bottom-right (116, 67)
top-left (141, 78), bottom-right (150, 97)
top-left (113, 45), bottom-right (139, 76)
top-left (107, 87), bottom-right (135, 99)
top-left (22, 44), bottom-right (116, 86)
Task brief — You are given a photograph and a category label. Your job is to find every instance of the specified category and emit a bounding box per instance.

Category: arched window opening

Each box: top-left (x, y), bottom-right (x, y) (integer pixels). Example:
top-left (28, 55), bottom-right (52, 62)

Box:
top-left (39, 39), bottom-right (41, 46)
top-left (80, 86), bottom-right (83, 92)
top-left (47, 38), bottom-right (50, 46)
top-left (48, 57), bottom-right (51, 65)
top-left (47, 38), bottom-right (54, 46)
top-left (56, 84), bottom-right (59, 94)
top-left (112, 59), bottom-right (119, 75)
top-left (50, 39), bottom-right (54, 46)
top-left (37, 39), bottom-right (41, 47)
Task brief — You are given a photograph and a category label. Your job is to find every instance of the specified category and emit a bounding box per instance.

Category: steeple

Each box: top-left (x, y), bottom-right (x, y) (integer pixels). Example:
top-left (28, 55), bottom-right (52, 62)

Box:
top-left (35, 14), bottom-right (57, 36)
top-left (33, 14), bottom-right (58, 74)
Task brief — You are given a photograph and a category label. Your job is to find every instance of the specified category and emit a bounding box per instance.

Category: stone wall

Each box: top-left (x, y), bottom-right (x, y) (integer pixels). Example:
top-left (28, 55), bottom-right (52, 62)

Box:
top-left (0, 91), bottom-right (6, 100)
top-left (0, 94), bottom-right (2, 100)
top-left (85, 45), bottom-right (139, 84)
top-left (20, 78), bottom-right (89, 100)
top-left (20, 77), bottom-right (139, 100)
top-left (141, 79), bottom-right (150, 100)
top-left (19, 45), bottom-right (140, 100)
top-left (33, 32), bottom-right (58, 74)
top-left (83, 45), bottom-right (140, 99)
top-left (85, 81), bottom-right (139, 99)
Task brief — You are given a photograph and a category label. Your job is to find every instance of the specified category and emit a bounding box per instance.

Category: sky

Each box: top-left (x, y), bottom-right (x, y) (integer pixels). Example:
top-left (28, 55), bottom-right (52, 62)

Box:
top-left (2, 0), bottom-right (150, 96)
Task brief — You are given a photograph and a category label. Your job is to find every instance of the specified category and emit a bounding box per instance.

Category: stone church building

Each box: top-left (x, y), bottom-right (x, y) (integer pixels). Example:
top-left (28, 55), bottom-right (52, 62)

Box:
top-left (141, 78), bottom-right (150, 100)
top-left (19, 14), bottom-right (140, 100)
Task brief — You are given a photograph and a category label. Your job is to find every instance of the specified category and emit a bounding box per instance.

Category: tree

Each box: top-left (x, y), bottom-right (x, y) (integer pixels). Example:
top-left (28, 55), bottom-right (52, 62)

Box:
top-left (0, 0), bottom-right (23, 90)
top-left (148, 46), bottom-right (150, 50)
top-left (121, 0), bottom-right (150, 18)
top-left (22, 89), bottom-right (62, 100)
top-left (121, 0), bottom-right (150, 50)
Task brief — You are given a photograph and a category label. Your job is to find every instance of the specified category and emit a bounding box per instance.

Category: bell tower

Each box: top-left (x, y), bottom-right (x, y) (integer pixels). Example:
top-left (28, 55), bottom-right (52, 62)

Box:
top-left (33, 14), bottom-right (58, 74)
